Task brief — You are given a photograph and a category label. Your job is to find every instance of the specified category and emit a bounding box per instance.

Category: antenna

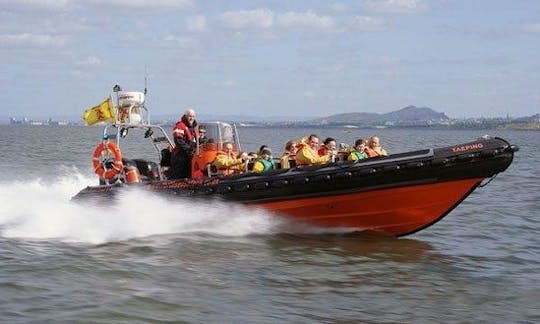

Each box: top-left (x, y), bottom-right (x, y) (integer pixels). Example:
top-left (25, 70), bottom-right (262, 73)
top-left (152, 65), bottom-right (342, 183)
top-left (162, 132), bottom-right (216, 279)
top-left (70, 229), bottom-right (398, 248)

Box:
top-left (144, 66), bottom-right (148, 95)
top-left (143, 66), bottom-right (150, 124)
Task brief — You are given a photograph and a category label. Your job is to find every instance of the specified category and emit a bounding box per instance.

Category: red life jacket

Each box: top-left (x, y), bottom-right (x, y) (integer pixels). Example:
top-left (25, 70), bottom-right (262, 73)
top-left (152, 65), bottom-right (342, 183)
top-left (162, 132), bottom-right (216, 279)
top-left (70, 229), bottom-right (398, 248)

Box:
top-left (318, 146), bottom-right (328, 156)
top-left (364, 147), bottom-right (379, 158)
top-left (173, 120), bottom-right (194, 142)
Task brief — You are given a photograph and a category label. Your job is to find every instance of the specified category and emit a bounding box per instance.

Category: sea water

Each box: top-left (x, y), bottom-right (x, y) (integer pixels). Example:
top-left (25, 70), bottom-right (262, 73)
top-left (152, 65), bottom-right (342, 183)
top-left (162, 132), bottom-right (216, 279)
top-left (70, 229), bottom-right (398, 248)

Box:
top-left (0, 125), bottom-right (538, 322)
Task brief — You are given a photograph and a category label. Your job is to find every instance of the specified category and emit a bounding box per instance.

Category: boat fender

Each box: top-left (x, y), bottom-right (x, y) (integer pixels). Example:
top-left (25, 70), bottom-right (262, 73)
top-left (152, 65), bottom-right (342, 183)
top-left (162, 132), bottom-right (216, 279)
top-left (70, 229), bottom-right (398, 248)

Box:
top-left (124, 166), bottom-right (141, 183)
top-left (92, 142), bottom-right (123, 180)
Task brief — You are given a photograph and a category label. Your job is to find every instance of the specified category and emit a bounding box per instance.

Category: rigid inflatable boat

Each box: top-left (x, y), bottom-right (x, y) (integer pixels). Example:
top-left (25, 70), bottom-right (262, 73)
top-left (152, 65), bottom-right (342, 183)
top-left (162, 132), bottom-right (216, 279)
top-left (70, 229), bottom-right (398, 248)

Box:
top-left (73, 89), bottom-right (518, 237)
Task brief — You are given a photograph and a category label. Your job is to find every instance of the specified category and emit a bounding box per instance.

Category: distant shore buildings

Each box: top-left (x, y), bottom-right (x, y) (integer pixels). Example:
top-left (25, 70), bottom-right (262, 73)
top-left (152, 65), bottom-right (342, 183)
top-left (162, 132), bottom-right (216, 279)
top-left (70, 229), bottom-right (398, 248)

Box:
top-left (4, 108), bottom-right (539, 130)
top-left (9, 117), bottom-right (70, 126)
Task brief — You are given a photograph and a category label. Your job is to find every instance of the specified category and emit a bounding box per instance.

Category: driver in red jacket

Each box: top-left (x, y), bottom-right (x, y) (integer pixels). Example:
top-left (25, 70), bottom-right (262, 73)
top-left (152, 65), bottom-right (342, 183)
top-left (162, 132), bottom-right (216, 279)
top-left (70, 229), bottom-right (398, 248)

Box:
top-left (170, 108), bottom-right (197, 179)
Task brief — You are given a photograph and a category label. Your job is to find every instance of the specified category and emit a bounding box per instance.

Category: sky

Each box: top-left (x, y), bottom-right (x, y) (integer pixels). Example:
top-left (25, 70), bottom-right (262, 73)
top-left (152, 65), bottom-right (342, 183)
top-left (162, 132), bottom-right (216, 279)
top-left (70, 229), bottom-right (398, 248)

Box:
top-left (1, 0), bottom-right (539, 120)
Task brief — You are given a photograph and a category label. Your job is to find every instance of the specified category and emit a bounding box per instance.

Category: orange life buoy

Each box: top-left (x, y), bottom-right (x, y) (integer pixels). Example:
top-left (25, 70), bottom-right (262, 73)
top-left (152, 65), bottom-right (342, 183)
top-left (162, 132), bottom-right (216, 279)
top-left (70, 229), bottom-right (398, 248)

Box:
top-left (92, 141), bottom-right (123, 180)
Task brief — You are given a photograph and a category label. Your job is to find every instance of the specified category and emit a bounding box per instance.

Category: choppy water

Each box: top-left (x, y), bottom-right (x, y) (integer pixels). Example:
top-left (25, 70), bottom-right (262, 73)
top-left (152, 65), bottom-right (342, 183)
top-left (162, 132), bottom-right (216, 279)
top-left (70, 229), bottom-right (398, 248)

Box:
top-left (0, 125), bottom-right (538, 323)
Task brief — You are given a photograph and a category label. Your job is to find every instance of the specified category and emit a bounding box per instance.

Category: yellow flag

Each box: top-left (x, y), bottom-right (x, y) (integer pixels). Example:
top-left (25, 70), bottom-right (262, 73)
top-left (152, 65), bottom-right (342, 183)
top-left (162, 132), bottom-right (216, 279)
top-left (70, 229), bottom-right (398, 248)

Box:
top-left (82, 97), bottom-right (116, 126)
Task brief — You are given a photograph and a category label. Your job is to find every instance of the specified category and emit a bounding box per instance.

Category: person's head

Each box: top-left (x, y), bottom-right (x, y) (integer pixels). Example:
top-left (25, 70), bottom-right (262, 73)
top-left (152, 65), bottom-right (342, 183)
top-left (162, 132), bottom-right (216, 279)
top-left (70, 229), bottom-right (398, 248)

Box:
top-left (369, 136), bottom-right (381, 148)
top-left (183, 108), bottom-right (196, 126)
top-left (198, 125), bottom-right (207, 137)
top-left (323, 137), bottom-right (336, 150)
top-left (285, 140), bottom-right (297, 153)
top-left (308, 134), bottom-right (319, 149)
top-left (223, 142), bottom-right (234, 152)
top-left (355, 138), bottom-right (367, 150)
top-left (258, 145), bottom-right (268, 154)
top-left (260, 148), bottom-right (272, 160)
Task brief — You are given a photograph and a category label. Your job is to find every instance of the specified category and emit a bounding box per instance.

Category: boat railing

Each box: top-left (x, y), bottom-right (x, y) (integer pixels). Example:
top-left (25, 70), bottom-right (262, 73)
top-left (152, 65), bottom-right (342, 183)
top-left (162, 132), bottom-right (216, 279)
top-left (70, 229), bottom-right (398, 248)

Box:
top-left (101, 123), bottom-right (174, 178)
top-left (103, 123), bottom-right (172, 147)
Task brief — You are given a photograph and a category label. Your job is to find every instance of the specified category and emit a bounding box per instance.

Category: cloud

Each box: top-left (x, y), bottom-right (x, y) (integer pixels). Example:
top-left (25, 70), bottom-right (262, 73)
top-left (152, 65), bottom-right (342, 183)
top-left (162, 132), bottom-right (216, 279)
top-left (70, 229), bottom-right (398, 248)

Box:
top-left (362, 0), bottom-right (428, 14)
top-left (160, 34), bottom-right (197, 48)
top-left (2, 0), bottom-right (194, 11)
top-left (436, 24), bottom-right (513, 40)
top-left (212, 9), bottom-right (388, 35)
top-left (219, 9), bottom-right (274, 29)
top-left (186, 15), bottom-right (208, 32)
top-left (348, 16), bottom-right (387, 31)
top-left (0, 33), bottom-right (67, 47)
top-left (276, 11), bottom-right (336, 30)
top-left (522, 23), bottom-right (540, 33)
top-left (76, 56), bottom-right (102, 66)
top-left (0, 0), bottom-right (73, 11)
top-left (84, 0), bottom-right (193, 9)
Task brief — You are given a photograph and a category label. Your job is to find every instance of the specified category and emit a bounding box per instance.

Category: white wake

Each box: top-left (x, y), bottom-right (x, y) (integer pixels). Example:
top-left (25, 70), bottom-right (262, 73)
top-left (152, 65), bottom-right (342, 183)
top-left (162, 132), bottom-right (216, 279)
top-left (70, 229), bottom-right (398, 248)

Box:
top-left (0, 170), bottom-right (291, 244)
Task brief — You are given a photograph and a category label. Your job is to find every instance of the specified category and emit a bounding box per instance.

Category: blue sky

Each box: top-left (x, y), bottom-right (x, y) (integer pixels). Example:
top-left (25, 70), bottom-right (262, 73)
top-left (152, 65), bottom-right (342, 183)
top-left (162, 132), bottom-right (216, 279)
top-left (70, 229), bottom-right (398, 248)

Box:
top-left (1, 0), bottom-right (539, 119)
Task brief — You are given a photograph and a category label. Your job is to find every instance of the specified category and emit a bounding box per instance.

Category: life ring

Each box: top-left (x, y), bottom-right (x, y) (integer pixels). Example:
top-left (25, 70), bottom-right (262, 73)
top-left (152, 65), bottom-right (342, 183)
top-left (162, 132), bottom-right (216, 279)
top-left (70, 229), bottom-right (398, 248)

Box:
top-left (92, 141), bottom-right (123, 180)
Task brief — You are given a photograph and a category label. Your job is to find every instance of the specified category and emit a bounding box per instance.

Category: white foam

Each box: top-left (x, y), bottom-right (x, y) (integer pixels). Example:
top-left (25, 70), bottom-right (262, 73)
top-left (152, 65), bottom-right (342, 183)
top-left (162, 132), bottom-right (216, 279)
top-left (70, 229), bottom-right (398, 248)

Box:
top-left (0, 169), bottom-right (291, 244)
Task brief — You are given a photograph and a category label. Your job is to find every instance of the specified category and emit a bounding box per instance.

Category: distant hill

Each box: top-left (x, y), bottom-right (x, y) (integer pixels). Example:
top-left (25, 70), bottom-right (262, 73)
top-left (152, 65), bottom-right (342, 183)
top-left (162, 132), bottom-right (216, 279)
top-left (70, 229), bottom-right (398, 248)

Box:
top-left (310, 105), bottom-right (449, 125)
top-left (376, 105), bottom-right (449, 123)
top-left (311, 112), bottom-right (379, 124)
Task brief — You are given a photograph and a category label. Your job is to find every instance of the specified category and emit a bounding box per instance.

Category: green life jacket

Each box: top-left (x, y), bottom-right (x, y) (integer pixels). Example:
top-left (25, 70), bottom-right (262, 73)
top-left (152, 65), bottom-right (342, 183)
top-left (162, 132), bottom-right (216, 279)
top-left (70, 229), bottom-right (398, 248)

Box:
top-left (257, 158), bottom-right (275, 171)
top-left (351, 150), bottom-right (368, 160)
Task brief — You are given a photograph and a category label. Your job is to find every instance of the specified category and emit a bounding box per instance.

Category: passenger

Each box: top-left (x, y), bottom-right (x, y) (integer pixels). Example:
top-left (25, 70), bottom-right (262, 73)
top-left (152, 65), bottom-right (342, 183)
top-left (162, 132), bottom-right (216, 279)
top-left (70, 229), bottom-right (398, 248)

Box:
top-left (170, 108), bottom-right (197, 179)
top-left (348, 138), bottom-right (368, 161)
top-left (365, 135), bottom-right (388, 157)
top-left (252, 148), bottom-right (275, 173)
top-left (279, 140), bottom-right (297, 169)
top-left (245, 145), bottom-right (270, 169)
top-left (247, 151), bottom-right (259, 160)
top-left (295, 134), bottom-right (330, 166)
top-left (213, 142), bottom-right (248, 175)
top-left (258, 145), bottom-right (269, 156)
top-left (197, 124), bottom-right (209, 144)
top-left (318, 137), bottom-right (337, 157)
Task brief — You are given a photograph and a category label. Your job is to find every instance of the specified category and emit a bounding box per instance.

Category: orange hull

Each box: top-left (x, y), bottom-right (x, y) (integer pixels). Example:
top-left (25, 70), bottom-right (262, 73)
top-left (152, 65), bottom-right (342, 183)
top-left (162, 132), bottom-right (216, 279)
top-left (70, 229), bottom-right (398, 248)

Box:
top-left (254, 178), bottom-right (483, 237)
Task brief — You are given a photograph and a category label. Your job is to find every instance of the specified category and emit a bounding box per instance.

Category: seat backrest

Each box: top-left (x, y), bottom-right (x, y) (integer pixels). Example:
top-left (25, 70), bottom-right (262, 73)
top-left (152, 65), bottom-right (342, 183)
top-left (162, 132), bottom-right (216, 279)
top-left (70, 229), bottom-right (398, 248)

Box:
top-left (288, 158), bottom-right (297, 168)
top-left (160, 148), bottom-right (171, 167)
top-left (207, 163), bottom-right (220, 177)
